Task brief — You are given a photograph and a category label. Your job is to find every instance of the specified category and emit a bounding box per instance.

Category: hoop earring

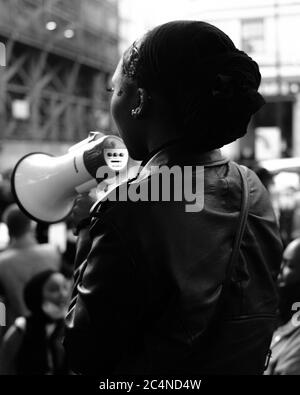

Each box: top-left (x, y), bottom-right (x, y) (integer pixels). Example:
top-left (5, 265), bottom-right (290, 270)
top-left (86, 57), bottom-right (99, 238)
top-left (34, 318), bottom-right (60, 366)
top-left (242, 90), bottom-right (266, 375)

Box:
top-left (131, 108), bottom-right (141, 119)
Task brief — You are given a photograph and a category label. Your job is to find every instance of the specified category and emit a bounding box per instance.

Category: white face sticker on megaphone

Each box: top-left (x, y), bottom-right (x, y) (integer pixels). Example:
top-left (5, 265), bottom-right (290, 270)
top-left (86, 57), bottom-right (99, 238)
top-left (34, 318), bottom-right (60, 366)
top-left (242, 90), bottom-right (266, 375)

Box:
top-left (104, 148), bottom-right (128, 171)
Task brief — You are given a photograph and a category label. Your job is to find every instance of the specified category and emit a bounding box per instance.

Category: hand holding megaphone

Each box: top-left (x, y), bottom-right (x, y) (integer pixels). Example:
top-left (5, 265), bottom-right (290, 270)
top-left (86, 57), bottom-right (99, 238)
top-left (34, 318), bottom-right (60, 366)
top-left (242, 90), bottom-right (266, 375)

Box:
top-left (11, 132), bottom-right (136, 224)
top-left (70, 193), bottom-right (96, 231)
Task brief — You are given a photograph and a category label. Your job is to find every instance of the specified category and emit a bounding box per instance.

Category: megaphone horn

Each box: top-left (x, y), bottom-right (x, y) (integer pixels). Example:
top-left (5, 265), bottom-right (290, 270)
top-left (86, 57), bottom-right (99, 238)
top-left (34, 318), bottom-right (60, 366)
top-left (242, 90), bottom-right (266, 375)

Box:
top-left (11, 134), bottom-right (129, 224)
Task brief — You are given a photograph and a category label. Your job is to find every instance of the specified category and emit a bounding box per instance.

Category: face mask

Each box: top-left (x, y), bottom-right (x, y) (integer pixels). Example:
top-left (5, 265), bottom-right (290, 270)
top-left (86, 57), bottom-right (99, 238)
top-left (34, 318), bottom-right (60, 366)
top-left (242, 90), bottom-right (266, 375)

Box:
top-left (42, 301), bottom-right (68, 321)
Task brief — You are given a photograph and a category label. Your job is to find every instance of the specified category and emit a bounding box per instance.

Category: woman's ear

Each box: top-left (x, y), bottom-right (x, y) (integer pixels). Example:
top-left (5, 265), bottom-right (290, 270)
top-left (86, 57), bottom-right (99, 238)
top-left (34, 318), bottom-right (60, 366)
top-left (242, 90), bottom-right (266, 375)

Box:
top-left (131, 88), bottom-right (151, 119)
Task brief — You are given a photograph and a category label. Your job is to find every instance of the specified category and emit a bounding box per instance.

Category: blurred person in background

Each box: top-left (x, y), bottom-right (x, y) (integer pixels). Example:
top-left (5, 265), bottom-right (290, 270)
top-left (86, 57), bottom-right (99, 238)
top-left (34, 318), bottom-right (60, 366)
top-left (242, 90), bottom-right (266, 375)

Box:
top-left (0, 170), bottom-right (15, 252)
top-left (65, 21), bottom-right (282, 375)
top-left (265, 311), bottom-right (300, 375)
top-left (0, 169), bottom-right (14, 220)
top-left (277, 238), bottom-right (300, 325)
top-left (0, 270), bottom-right (70, 375)
top-left (0, 204), bottom-right (61, 333)
top-left (278, 187), bottom-right (297, 247)
top-left (265, 238), bottom-right (300, 374)
top-left (253, 167), bottom-right (300, 248)
top-left (60, 217), bottom-right (77, 280)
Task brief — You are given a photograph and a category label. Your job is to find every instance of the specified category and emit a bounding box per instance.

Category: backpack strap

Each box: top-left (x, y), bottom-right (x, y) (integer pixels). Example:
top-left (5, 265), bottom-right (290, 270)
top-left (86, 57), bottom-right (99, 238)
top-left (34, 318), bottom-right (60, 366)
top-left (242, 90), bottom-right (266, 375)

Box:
top-left (211, 163), bottom-right (250, 323)
top-left (224, 163), bottom-right (250, 287)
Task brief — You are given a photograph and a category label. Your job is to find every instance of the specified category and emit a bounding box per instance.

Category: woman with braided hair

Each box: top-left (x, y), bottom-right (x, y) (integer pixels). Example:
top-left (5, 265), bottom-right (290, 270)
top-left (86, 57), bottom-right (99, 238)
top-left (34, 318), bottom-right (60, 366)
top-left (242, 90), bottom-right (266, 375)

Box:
top-left (65, 21), bottom-right (282, 375)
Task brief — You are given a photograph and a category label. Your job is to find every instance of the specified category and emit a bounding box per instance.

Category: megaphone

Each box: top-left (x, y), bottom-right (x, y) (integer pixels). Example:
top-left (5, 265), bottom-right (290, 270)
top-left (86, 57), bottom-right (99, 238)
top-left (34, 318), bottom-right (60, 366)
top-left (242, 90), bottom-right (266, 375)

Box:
top-left (11, 132), bottom-right (131, 224)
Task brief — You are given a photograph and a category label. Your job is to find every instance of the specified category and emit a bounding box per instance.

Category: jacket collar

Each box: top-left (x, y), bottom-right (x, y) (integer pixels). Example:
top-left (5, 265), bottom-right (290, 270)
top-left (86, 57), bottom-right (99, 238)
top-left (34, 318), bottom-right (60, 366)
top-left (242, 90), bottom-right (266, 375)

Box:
top-left (132, 140), bottom-right (229, 183)
top-left (92, 140), bottom-right (229, 209)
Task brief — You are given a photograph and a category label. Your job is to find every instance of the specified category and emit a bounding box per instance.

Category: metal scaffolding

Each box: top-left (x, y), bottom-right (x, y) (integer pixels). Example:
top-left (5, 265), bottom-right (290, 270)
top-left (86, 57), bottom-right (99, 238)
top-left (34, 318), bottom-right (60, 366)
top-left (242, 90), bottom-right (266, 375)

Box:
top-left (0, 0), bottom-right (119, 143)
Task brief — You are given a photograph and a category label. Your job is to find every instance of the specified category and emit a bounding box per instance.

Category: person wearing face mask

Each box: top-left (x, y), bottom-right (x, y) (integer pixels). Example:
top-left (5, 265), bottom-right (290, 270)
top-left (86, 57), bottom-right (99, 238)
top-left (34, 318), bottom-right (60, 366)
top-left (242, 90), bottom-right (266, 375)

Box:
top-left (0, 270), bottom-right (70, 375)
top-left (0, 204), bottom-right (61, 332)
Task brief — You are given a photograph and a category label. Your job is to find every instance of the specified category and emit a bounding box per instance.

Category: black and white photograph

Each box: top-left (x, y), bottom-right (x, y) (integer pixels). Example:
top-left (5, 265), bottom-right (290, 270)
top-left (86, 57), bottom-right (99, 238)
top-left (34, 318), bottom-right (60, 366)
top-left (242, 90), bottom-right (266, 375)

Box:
top-left (0, 0), bottom-right (299, 386)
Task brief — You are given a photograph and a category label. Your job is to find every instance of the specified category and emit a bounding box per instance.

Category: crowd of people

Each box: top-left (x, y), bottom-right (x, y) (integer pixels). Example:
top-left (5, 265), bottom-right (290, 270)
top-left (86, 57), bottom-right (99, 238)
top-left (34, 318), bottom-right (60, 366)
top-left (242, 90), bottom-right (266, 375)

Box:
top-left (0, 20), bottom-right (299, 375)
top-left (0, 204), bottom-right (72, 374)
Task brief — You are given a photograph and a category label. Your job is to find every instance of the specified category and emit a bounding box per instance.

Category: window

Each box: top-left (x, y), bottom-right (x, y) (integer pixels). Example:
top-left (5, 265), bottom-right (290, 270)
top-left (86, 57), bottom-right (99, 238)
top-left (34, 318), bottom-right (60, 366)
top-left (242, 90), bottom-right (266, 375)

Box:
top-left (241, 18), bottom-right (264, 54)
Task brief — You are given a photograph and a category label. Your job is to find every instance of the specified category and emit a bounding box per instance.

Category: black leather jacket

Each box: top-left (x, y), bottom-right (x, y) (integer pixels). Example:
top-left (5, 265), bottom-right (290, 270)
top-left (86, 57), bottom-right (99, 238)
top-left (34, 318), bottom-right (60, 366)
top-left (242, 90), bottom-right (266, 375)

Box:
top-left (64, 144), bottom-right (282, 375)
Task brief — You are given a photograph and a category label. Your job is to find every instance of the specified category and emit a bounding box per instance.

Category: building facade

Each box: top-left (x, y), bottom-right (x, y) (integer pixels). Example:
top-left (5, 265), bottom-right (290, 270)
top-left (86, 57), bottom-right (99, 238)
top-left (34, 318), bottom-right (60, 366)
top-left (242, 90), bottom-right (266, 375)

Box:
top-left (118, 0), bottom-right (300, 162)
top-left (182, 0), bottom-right (300, 162)
top-left (0, 0), bottom-right (119, 171)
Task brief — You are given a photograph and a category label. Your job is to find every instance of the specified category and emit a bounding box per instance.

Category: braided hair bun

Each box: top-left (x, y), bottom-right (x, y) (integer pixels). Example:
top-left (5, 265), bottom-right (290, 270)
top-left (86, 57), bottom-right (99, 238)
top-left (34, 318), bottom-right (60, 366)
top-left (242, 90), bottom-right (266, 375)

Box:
top-left (123, 20), bottom-right (265, 149)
